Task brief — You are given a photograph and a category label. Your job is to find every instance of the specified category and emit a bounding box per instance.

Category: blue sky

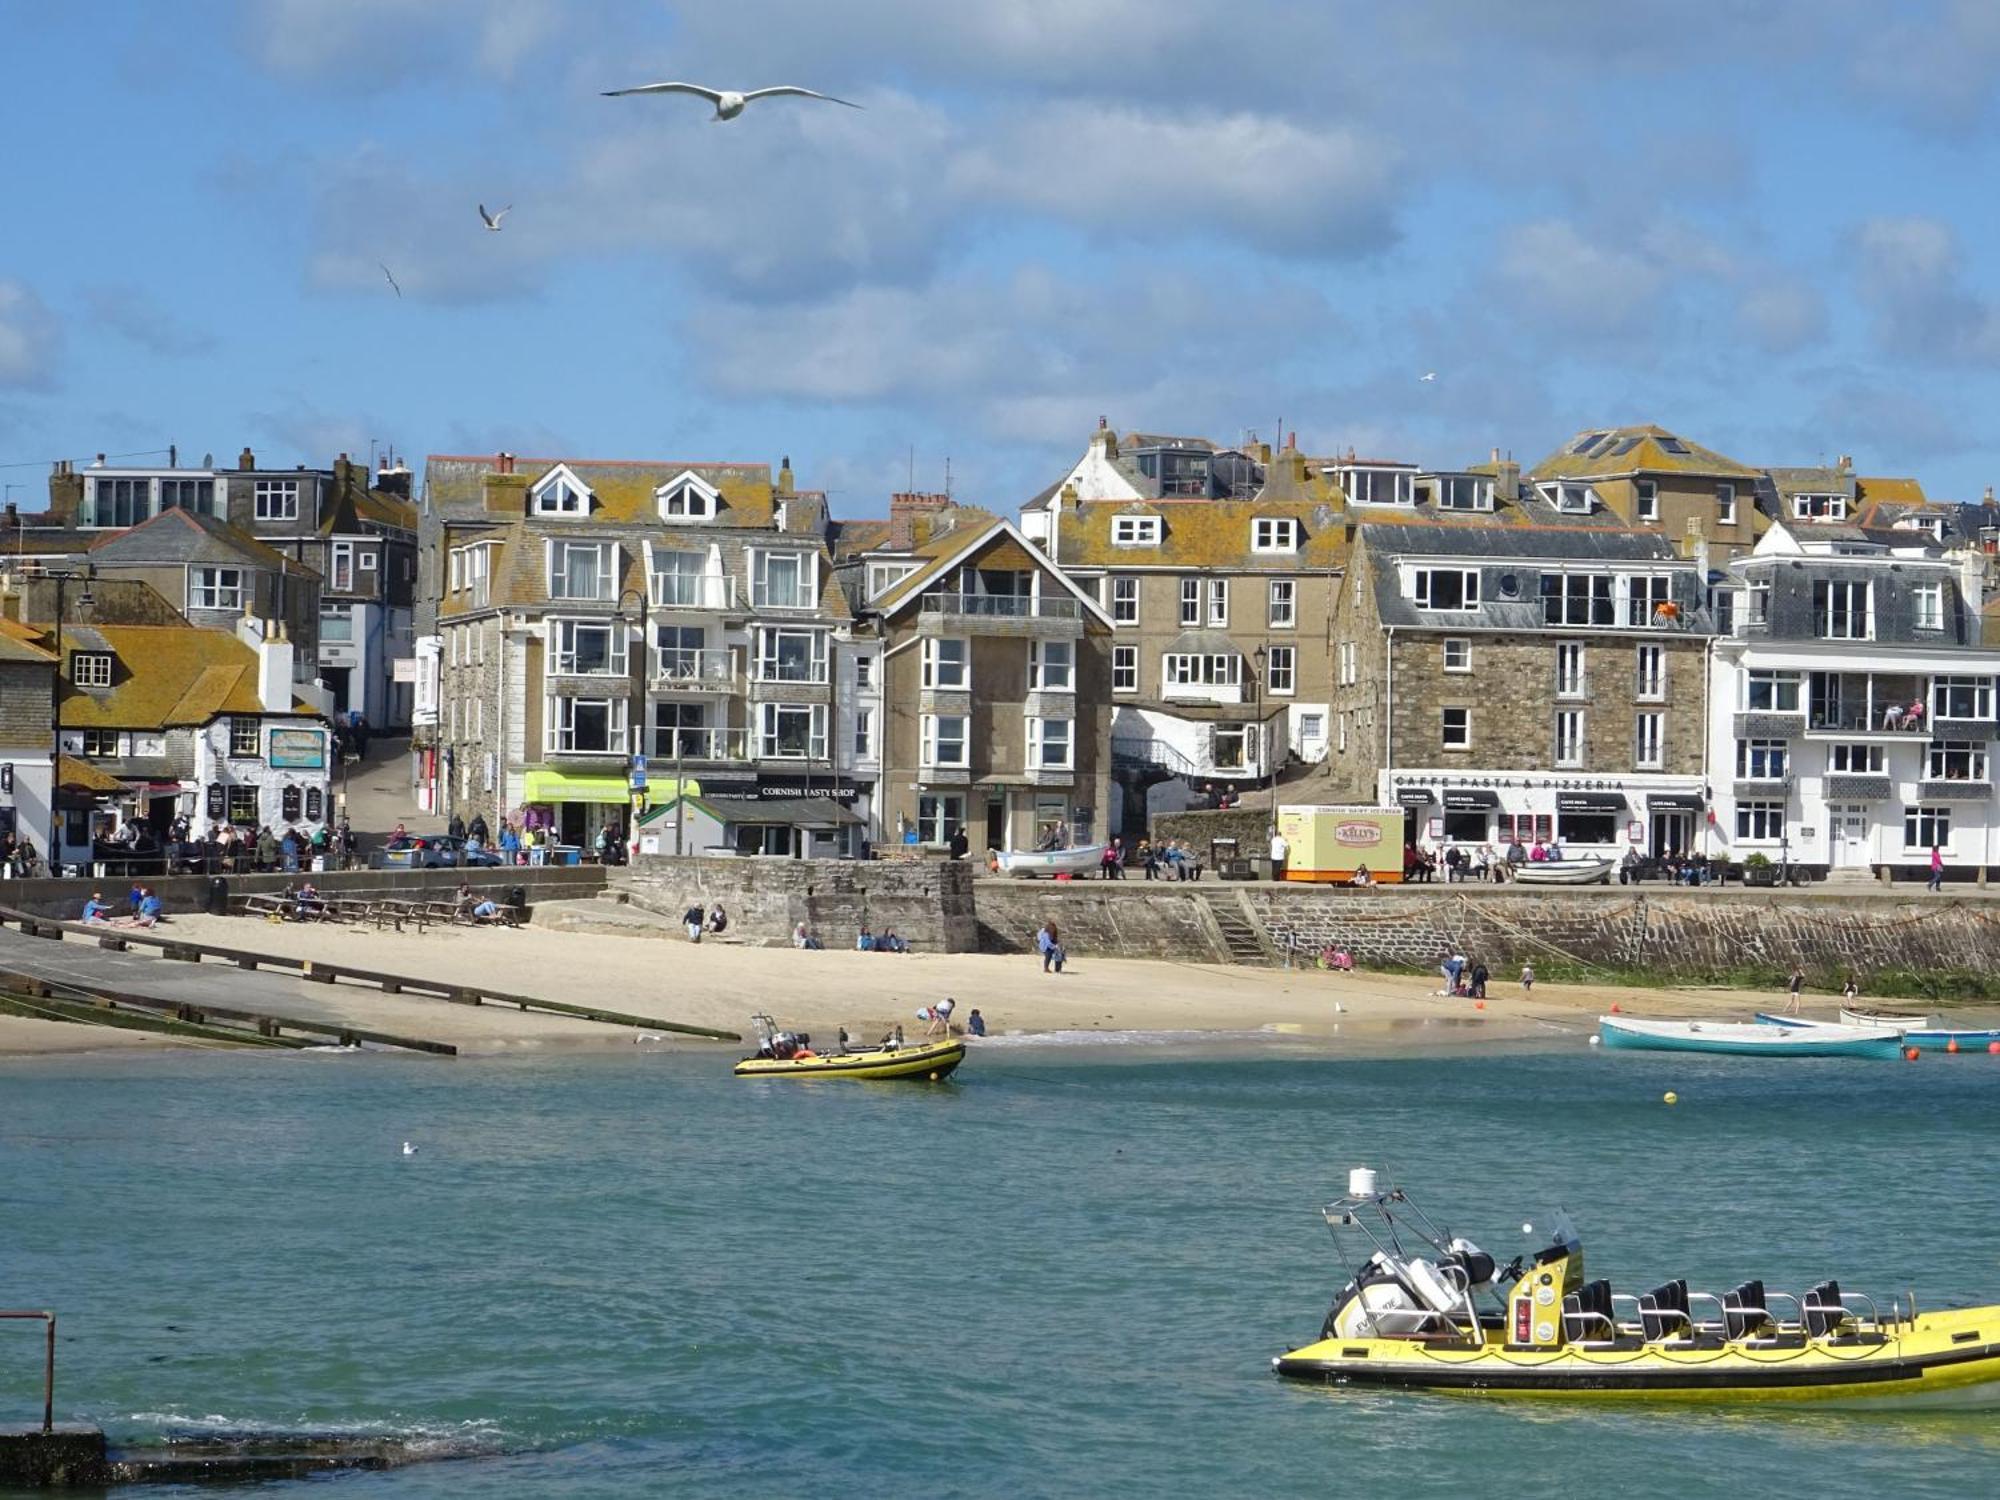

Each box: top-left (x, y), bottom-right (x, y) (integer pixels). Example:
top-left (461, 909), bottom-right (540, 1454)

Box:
top-left (6, 0), bottom-right (2000, 514)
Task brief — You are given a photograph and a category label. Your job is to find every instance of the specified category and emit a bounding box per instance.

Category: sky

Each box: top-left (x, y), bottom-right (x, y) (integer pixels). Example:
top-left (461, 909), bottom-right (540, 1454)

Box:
top-left (6, 0), bottom-right (2000, 516)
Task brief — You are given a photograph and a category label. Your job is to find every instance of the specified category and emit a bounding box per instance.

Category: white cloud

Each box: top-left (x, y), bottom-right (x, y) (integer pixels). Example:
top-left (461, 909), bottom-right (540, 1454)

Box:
top-left (1854, 215), bottom-right (2000, 364)
top-left (240, 0), bottom-right (580, 83)
top-left (84, 285), bottom-right (217, 357)
top-left (1736, 280), bottom-right (1826, 355)
top-left (0, 280), bottom-right (61, 389)
top-left (1490, 220), bottom-right (1669, 339)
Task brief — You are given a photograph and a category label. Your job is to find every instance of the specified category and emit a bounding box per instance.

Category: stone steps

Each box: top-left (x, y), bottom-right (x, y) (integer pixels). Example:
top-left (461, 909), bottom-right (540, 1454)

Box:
top-left (1203, 896), bottom-right (1271, 965)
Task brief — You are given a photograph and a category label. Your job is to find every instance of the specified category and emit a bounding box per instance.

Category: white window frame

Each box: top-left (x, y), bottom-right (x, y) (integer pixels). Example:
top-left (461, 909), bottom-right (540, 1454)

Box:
top-left (191, 566), bottom-right (244, 611)
top-left (1112, 515), bottom-right (1163, 546)
top-left (1625, 574), bottom-right (1673, 627)
top-left (754, 626), bottom-right (830, 684)
top-left (1412, 568), bottom-right (1480, 611)
top-left (1268, 578), bottom-right (1295, 629)
top-left (545, 695), bottom-right (627, 754)
top-left (1031, 639), bottom-right (1074, 692)
top-left (1339, 641), bottom-right (1357, 686)
top-left (253, 478), bottom-right (299, 521)
top-left (1554, 709), bottom-right (1584, 767)
top-left (757, 701), bottom-right (827, 761)
top-left (71, 652), bottom-right (113, 688)
top-left (531, 468), bottom-right (589, 516)
top-left (1927, 740), bottom-right (1988, 783)
top-left (1933, 675), bottom-right (1995, 721)
top-left (1112, 644), bottom-right (1138, 694)
top-left (1792, 493), bottom-right (1848, 521)
top-left (1635, 479), bottom-right (1659, 522)
top-left (330, 540), bottom-right (354, 593)
top-left (1716, 482), bottom-right (1737, 525)
top-left (1163, 653), bottom-right (1243, 688)
top-left (1736, 738), bottom-right (1788, 780)
top-left (1635, 710), bottom-right (1664, 769)
top-left (749, 549), bottom-right (817, 610)
top-left (1028, 715), bottom-right (1074, 769)
top-left (1831, 744), bottom-right (1885, 774)
top-left (1736, 801), bottom-right (1786, 841)
top-left (1815, 578), bottom-right (1872, 640)
top-left (549, 618), bottom-right (625, 677)
top-left (1207, 577), bottom-right (1229, 627)
top-left (1905, 805), bottom-right (1951, 850)
top-left (921, 636), bottom-right (969, 690)
top-left (920, 712), bottom-right (969, 768)
top-left (1443, 638), bottom-right (1471, 674)
top-left (547, 540), bottom-right (613, 601)
top-left (656, 473), bottom-right (717, 520)
top-left (1252, 517), bottom-right (1299, 553)
top-left (1179, 577), bottom-right (1200, 627)
top-left (1266, 645), bottom-right (1295, 696)
top-left (1746, 669), bottom-right (1801, 713)
top-left (1636, 644), bottom-right (1665, 701)
top-left (1441, 706), bottom-right (1471, 749)
top-left (1108, 575), bottom-right (1139, 625)
top-left (1913, 581), bottom-right (1945, 632)
top-left (1555, 641), bottom-right (1586, 699)
top-left (1437, 476), bottom-right (1493, 512)
top-left (867, 561), bottom-right (919, 600)
top-left (852, 706), bottom-right (875, 760)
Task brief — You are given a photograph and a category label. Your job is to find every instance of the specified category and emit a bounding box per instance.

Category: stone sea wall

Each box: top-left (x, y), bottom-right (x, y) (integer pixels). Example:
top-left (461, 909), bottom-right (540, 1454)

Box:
top-left (0, 865), bottom-right (605, 921)
top-left (617, 854), bottom-right (980, 952)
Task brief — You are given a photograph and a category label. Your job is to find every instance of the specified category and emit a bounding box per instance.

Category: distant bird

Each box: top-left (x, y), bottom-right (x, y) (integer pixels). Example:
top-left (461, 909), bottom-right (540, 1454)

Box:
top-left (478, 203), bottom-right (511, 232)
top-left (600, 80), bottom-right (863, 121)
top-left (401, 1140), bottom-right (417, 1156)
top-left (1418, 371), bottom-right (1437, 382)
top-left (379, 263), bottom-right (402, 298)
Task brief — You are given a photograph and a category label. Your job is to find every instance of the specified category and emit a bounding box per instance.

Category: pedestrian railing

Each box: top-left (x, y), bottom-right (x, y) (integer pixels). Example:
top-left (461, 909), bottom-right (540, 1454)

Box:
top-left (0, 1310), bottom-right (56, 1433)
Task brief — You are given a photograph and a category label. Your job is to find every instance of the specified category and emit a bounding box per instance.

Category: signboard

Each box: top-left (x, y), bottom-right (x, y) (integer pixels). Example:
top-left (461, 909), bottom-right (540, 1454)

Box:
top-left (629, 753), bottom-right (648, 792)
top-left (1441, 789), bottom-right (1498, 811)
top-left (269, 729), bottom-right (327, 769)
top-left (755, 778), bottom-right (860, 804)
top-left (1393, 788), bottom-right (1435, 807)
top-left (1276, 805), bottom-right (1405, 883)
top-left (392, 658), bottom-right (420, 684)
top-left (1556, 792), bottom-right (1625, 814)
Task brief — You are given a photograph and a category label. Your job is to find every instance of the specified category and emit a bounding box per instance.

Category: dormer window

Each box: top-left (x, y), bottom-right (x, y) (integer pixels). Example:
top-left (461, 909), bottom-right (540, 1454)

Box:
top-left (1112, 514), bottom-right (1162, 546)
top-left (1540, 482), bottom-right (1595, 515)
top-left (70, 652), bottom-right (112, 688)
top-left (1897, 514), bottom-right (1946, 539)
top-left (1344, 468), bottom-right (1415, 506)
top-left (657, 471), bottom-right (720, 521)
top-left (531, 465), bottom-right (591, 517)
top-left (1252, 517), bottom-right (1299, 553)
top-left (1792, 493), bottom-right (1847, 520)
top-left (1436, 476), bottom-right (1493, 511)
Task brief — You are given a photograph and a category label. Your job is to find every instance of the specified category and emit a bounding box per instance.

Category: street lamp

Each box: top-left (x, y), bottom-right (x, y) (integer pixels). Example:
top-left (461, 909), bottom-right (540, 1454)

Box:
top-left (618, 585), bottom-right (650, 859)
top-left (1251, 643), bottom-right (1269, 807)
top-left (45, 565), bottom-right (95, 873)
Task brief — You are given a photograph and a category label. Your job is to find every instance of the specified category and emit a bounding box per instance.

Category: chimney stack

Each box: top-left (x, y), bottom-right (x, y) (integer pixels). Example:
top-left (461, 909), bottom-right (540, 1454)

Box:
top-left (778, 455), bottom-right (795, 495)
top-left (1494, 457), bottom-right (1521, 503)
top-left (169, 443), bottom-right (177, 468)
top-left (239, 447), bottom-right (256, 471)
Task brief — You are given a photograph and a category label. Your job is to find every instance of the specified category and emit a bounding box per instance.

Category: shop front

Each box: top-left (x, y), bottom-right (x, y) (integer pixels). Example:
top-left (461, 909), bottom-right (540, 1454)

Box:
top-left (520, 768), bottom-right (631, 855)
top-left (1645, 792), bottom-right (1706, 859)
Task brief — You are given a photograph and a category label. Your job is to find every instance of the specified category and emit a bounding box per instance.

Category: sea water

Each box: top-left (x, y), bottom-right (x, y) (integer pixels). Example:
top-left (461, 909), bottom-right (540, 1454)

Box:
top-left (3, 1042), bottom-right (1998, 1498)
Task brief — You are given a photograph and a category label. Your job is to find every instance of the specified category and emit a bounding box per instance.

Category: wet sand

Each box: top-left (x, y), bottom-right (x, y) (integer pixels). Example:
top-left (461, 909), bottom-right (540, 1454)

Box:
top-left (0, 912), bottom-right (1813, 1059)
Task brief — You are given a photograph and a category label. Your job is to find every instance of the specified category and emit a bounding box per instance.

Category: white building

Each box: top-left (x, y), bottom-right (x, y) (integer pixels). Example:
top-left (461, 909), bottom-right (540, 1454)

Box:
top-left (1707, 520), bottom-right (2000, 879)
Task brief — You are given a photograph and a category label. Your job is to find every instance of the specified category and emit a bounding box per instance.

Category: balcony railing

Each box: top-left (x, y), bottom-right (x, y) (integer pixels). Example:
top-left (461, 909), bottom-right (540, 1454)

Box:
top-left (751, 658), bottom-right (830, 685)
top-left (651, 727), bottom-right (751, 762)
top-left (920, 592), bottom-right (1079, 619)
top-left (654, 648), bottom-right (735, 689)
top-left (649, 573), bottom-right (738, 610)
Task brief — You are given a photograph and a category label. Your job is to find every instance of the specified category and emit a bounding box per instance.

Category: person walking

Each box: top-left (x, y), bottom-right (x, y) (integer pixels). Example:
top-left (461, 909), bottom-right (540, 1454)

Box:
top-left (1037, 920), bottom-right (1066, 974)
top-left (1784, 962), bottom-right (1806, 1015)
top-left (1269, 826), bottom-right (1289, 882)
top-left (1842, 971), bottom-right (1860, 1002)
top-left (1928, 844), bottom-right (1945, 892)
top-left (1519, 961), bottom-right (1535, 994)
top-left (683, 901), bottom-right (704, 942)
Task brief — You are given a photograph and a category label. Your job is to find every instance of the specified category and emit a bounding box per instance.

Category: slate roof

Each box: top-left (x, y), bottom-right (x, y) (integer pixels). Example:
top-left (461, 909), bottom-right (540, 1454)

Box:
top-left (1531, 424), bottom-right (1761, 481)
top-left (1764, 466), bottom-right (1857, 500)
top-left (85, 507), bottom-right (314, 574)
top-left (56, 755), bottom-right (126, 794)
top-left (56, 624), bottom-right (316, 729)
top-left (426, 455), bottom-right (776, 525)
top-left (1053, 495), bottom-right (1347, 572)
top-left (871, 518), bottom-right (1113, 626)
top-left (1358, 523), bottom-right (1684, 563)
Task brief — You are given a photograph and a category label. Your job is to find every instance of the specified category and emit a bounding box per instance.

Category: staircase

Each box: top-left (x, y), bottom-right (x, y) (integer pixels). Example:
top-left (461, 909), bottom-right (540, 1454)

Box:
top-left (1112, 736), bottom-right (1200, 778)
top-left (1202, 892), bottom-right (1271, 965)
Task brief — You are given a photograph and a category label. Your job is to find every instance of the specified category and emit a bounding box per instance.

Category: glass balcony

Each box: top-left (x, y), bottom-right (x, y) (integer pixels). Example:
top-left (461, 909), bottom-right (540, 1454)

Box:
top-left (649, 573), bottom-right (738, 610)
top-left (653, 648), bottom-right (736, 690)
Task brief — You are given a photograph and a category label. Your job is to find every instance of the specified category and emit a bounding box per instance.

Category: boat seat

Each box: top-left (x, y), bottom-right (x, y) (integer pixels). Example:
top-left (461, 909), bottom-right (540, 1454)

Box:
top-left (1723, 1279), bottom-right (1773, 1340)
top-left (1639, 1279), bottom-right (1693, 1341)
top-left (1562, 1278), bottom-right (1616, 1343)
top-left (1803, 1279), bottom-right (1850, 1339)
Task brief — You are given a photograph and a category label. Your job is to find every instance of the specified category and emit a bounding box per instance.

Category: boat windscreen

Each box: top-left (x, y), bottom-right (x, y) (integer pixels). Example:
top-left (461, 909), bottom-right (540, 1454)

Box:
top-left (1534, 1208), bottom-right (1581, 1263)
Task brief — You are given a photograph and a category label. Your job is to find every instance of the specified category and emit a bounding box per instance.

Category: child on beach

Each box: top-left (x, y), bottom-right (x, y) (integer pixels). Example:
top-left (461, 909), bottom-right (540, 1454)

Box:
top-left (1520, 962), bottom-right (1535, 993)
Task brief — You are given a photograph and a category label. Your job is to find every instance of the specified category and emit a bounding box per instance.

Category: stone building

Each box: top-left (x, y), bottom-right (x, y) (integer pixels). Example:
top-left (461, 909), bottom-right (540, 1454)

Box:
top-left (421, 452), bottom-right (874, 855)
top-left (83, 508), bottom-right (322, 656)
top-left (864, 515), bottom-right (1114, 854)
top-left (1327, 519), bottom-right (1714, 860)
top-left (0, 615), bottom-right (56, 863)
top-left (1706, 517), bottom-right (2000, 879)
top-left (1529, 424), bottom-right (1764, 560)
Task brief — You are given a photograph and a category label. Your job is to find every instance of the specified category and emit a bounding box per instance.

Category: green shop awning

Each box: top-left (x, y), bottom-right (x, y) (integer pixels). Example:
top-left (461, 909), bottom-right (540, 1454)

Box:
top-left (523, 770), bottom-right (632, 805)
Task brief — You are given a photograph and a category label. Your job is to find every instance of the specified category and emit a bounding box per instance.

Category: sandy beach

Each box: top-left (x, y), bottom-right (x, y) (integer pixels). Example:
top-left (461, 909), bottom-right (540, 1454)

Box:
top-left (0, 911), bottom-right (1795, 1059)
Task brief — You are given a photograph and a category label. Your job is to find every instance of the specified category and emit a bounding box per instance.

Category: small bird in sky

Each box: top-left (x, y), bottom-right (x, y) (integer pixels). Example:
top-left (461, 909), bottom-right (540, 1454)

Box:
top-left (1419, 371), bottom-right (1437, 382)
top-left (600, 80), bottom-right (863, 121)
top-left (478, 203), bottom-right (511, 232)
top-left (379, 262), bottom-right (402, 298)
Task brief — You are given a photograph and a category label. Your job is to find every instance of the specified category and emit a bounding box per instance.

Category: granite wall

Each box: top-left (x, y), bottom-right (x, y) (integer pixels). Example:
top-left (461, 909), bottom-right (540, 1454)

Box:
top-left (616, 854), bottom-right (980, 952)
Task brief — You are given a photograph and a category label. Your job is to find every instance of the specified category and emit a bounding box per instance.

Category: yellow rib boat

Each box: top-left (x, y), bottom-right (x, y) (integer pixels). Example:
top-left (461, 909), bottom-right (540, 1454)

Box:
top-left (1273, 1170), bottom-right (2000, 1406)
top-left (733, 1014), bottom-right (965, 1082)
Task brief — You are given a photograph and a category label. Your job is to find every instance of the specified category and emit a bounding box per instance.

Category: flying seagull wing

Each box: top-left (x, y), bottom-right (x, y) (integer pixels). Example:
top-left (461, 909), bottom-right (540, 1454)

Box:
top-left (601, 80), bottom-right (725, 102)
top-left (478, 203), bottom-right (495, 228)
top-left (379, 263), bottom-right (401, 297)
top-left (740, 85), bottom-right (863, 108)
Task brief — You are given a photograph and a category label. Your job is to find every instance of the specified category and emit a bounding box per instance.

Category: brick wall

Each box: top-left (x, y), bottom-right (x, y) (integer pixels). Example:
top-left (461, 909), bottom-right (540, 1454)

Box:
top-left (616, 854), bottom-right (979, 951)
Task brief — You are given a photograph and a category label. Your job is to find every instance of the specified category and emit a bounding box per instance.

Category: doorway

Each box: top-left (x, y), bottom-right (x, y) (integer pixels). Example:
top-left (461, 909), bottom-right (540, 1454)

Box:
top-left (1649, 810), bottom-right (1693, 859)
top-left (1827, 803), bottom-right (1870, 868)
top-left (984, 794), bottom-right (1007, 853)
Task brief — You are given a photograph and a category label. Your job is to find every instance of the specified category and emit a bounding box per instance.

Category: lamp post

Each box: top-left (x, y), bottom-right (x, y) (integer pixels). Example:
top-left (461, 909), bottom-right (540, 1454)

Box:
top-left (618, 585), bottom-right (650, 859)
top-left (1251, 643), bottom-right (1268, 808)
top-left (44, 566), bottom-right (96, 873)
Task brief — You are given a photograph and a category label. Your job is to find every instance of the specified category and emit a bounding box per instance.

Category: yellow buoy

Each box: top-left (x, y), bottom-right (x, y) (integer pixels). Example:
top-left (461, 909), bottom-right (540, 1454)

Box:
top-left (1663, 1091), bottom-right (1679, 1105)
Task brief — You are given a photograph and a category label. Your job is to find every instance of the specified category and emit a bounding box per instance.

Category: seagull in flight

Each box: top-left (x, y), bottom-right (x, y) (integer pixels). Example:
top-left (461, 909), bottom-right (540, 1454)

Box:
top-left (379, 262), bottom-right (402, 298)
top-left (601, 80), bottom-right (863, 121)
top-left (1418, 371), bottom-right (1437, 382)
top-left (478, 203), bottom-right (512, 232)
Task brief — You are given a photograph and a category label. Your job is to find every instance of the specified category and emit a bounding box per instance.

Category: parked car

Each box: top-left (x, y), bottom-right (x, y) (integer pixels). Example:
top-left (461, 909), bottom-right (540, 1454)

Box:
top-left (367, 834), bottom-right (502, 870)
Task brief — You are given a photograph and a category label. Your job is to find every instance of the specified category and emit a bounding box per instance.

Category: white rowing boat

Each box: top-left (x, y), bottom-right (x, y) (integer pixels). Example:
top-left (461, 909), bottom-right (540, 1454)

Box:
top-left (1510, 857), bottom-right (1614, 886)
top-left (994, 844), bottom-right (1109, 879)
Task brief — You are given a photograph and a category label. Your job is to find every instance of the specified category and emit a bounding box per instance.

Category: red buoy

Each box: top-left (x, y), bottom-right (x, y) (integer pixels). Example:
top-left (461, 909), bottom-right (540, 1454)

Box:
top-left (1948, 1038), bottom-right (1960, 1054)
top-left (1989, 1040), bottom-right (2000, 1055)
top-left (1905, 1047), bottom-right (1921, 1061)
top-left (1610, 1002), bottom-right (1623, 1014)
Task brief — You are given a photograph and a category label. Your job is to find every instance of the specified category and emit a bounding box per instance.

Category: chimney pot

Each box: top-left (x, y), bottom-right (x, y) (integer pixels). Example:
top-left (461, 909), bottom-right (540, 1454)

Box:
top-left (169, 444), bottom-right (177, 468)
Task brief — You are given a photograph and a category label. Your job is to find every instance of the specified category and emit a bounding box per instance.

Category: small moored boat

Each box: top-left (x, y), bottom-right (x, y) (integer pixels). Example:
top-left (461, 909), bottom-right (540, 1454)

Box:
top-left (733, 1014), bottom-right (964, 1081)
top-left (995, 843), bottom-right (1109, 879)
top-left (1763, 1009), bottom-right (2000, 1053)
top-left (1599, 1015), bottom-right (1904, 1059)
top-left (1510, 857), bottom-right (1613, 886)
top-left (1272, 1169), bottom-right (2000, 1404)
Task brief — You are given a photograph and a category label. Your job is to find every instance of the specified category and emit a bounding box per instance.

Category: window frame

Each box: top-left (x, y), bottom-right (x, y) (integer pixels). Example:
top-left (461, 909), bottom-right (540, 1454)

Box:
top-left (1111, 515), bottom-right (1163, 547)
top-left (1634, 710), bottom-right (1664, 769)
top-left (1109, 575), bottom-right (1139, 625)
top-left (1555, 641), bottom-right (1586, 699)
top-left (1252, 516), bottom-right (1300, 553)
top-left (1031, 639), bottom-right (1074, 692)
top-left (1179, 577), bottom-right (1201, 627)
top-left (547, 540), bottom-right (613, 602)
top-left (546, 695), bottom-right (627, 754)
top-left (1635, 643), bottom-right (1666, 701)
top-left (1635, 479), bottom-right (1659, 522)
top-left (1111, 644), bottom-right (1138, 694)
top-left (1830, 744), bottom-right (1885, 774)
top-left (757, 701), bottom-right (827, 761)
top-left (921, 636), bottom-right (970, 690)
top-left (1912, 581), bottom-right (1945, 632)
top-left (253, 478), bottom-right (299, 522)
top-left (1265, 644), bottom-right (1295, 696)
top-left (1716, 482), bottom-right (1737, 525)
top-left (1443, 638), bottom-right (1471, 674)
top-left (1554, 708), bottom-right (1585, 767)
top-left (69, 652), bottom-right (112, 688)
top-left (550, 617), bottom-right (627, 677)
top-left (229, 717), bottom-right (261, 758)
top-left (1735, 738), bottom-right (1789, 780)
top-left (1746, 669), bottom-right (1802, 713)
top-left (1736, 801), bottom-right (1786, 841)
top-left (1905, 805), bottom-right (1951, 850)
top-left (1028, 715), bottom-right (1074, 769)
top-left (1267, 577), bottom-right (1295, 629)
top-left (1441, 706), bottom-right (1471, 749)
top-left (749, 548), bottom-right (816, 610)
top-left (1932, 675), bottom-right (1995, 721)
top-left (191, 565), bottom-right (244, 611)
top-left (920, 712), bottom-right (970, 768)
top-left (1206, 577), bottom-right (1229, 627)
top-left (753, 626), bottom-right (830, 685)
top-left (1412, 567), bottom-right (1481, 611)
top-left (1927, 740), bottom-right (1988, 783)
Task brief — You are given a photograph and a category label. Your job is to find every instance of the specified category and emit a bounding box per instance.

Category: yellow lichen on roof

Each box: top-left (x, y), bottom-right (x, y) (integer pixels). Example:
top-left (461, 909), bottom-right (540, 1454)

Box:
top-left (1531, 425), bottom-right (1761, 481)
top-left (1058, 497), bottom-right (1348, 570)
top-left (0, 615), bottom-right (55, 662)
top-left (1855, 476), bottom-right (1927, 505)
top-left (59, 625), bottom-right (275, 730)
top-left (56, 755), bottom-right (126, 793)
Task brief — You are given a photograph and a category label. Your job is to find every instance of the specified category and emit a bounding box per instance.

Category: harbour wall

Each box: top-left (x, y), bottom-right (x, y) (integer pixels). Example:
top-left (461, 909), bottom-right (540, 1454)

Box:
top-left (616, 855), bottom-right (980, 953)
top-left (0, 865), bottom-right (606, 921)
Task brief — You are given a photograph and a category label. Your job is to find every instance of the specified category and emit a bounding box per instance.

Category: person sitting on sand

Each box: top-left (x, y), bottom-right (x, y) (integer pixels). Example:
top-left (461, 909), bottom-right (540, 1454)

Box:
top-left (856, 925), bottom-right (875, 952)
top-left (81, 891), bottom-right (113, 924)
top-left (1350, 864), bottom-right (1373, 887)
top-left (683, 902), bottom-right (704, 942)
top-left (120, 886), bottom-right (164, 929)
top-left (877, 927), bottom-right (906, 954)
top-left (793, 921), bottom-right (822, 950)
top-left (967, 1008), bottom-right (986, 1037)
top-left (707, 902), bottom-right (728, 936)
top-left (471, 898), bottom-right (512, 925)
top-left (295, 881), bottom-right (323, 919)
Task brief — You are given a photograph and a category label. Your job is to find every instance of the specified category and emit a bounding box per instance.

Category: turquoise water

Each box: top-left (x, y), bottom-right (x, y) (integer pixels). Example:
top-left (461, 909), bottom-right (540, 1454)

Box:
top-left (4, 1042), bottom-right (2000, 1497)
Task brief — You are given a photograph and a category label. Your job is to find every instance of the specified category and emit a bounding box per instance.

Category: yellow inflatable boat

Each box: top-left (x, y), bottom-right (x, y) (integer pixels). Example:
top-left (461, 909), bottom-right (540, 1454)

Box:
top-left (733, 1014), bottom-right (964, 1082)
top-left (1273, 1170), bottom-right (2000, 1406)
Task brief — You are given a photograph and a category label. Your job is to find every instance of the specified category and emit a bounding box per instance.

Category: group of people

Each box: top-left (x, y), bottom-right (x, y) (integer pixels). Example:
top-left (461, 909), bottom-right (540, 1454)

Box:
top-left (0, 830), bottom-right (42, 878)
top-left (1127, 838), bottom-right (1204, 881)
top-left (452, 881), bottom-right (516, 925)
top-left (80, 884), bottom-right (165, 928)
top-left (165, 817), bottom-right (354, 875)
top-left (1435, 949), bottom-right (1534, 997)
top-left (1404, 837), bottom-right (1566, 884)
top-left (682, 900), bottom-right (729, 942)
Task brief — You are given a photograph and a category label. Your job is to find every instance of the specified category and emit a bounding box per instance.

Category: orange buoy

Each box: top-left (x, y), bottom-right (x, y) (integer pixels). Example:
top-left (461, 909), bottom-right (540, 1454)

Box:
top-left (1905, 1046), bottom-right (1921, 1061)
top-left (1474, 1000), bottom-right (1486, 1010)
top-left (1948, 1038), bottom-right (1960, 1054)
top-left (1989, 1040), bottom-right (2000, 1055)
top-left (1610, 1002), bottom-right (1622, 1014)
